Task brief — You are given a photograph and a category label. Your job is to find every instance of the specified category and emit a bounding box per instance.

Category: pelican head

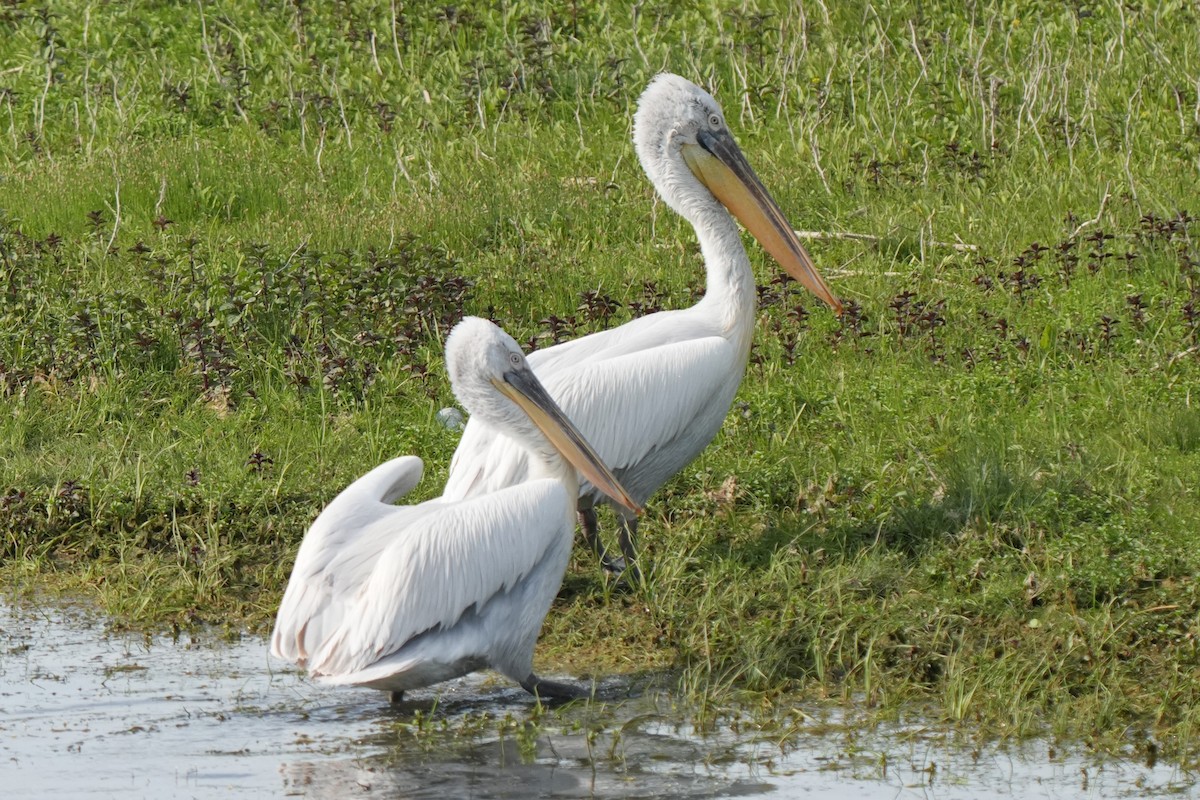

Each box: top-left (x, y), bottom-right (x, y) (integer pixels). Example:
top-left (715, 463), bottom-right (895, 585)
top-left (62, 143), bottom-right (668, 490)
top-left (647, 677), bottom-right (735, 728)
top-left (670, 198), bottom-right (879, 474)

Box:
top-left (633, 73), bottom-right (841, 314)
top-left (444, 317), bottom-right (640, 513)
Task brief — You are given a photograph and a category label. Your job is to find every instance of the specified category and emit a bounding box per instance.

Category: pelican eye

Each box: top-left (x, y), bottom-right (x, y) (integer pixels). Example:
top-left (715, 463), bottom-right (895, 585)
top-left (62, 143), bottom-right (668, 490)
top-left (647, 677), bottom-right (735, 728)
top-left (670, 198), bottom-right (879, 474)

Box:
top-left (508, 352), bottom-right (522, 367)
top-left (708, 113), bottom-right (722, 129)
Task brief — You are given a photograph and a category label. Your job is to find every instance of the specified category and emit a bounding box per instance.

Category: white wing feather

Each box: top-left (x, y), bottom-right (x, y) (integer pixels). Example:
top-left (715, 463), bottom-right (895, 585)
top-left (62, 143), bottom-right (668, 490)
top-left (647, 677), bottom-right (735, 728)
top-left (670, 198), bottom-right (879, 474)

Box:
top-left (524, 307), bottom-right (699, 371)
top-left (305, 478), bottom-right (572, 677)
top-left (271, 456), bottom-right (428, 664)
top-left (444, 313), bottom-right (739, 501)
top-left (546, 337), bottom-right (734, 470)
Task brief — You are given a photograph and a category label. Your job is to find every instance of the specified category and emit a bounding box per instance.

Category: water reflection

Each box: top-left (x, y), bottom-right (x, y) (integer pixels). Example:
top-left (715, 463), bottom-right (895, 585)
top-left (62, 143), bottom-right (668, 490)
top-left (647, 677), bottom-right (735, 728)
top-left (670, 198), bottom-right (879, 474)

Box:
top-left (0, 601), bottom-right (1193, 799)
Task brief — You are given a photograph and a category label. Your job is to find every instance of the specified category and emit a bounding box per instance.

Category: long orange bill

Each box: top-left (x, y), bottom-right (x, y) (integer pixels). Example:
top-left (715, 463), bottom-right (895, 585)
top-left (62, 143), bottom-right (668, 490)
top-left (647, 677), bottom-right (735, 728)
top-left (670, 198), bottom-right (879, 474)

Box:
top-left (493, 368), bottom-right (641, 515)
top-left (682, 129), bottom-right (843, 315)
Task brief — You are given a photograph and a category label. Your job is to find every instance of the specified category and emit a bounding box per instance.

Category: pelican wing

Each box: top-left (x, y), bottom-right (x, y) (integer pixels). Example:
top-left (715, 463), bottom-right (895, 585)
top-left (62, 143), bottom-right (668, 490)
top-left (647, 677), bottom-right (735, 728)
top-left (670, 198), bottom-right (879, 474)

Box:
top-left (444, 319), bottom-right (737, 501)
top-left (304, 478), bottom-right (573, 678)
top-left (525, 307), bottom-right (698, 372)
top-left (271, 456), bottom-right (429, 664)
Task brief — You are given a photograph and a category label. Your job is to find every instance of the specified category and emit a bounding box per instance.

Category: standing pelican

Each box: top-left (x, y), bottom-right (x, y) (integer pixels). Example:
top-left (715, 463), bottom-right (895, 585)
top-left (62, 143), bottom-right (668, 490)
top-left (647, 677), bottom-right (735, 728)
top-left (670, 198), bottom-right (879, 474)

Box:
top-left (270, 317), bottom-right (639, 701)
top-left (442, 73), bottom-right (841, 573)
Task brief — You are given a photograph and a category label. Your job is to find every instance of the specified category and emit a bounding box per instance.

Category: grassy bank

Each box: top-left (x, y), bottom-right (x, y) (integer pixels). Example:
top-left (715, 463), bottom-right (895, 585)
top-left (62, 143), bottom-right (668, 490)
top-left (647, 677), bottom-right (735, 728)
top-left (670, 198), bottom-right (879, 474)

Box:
top-left (3, 0), bottom-right (1200, 759)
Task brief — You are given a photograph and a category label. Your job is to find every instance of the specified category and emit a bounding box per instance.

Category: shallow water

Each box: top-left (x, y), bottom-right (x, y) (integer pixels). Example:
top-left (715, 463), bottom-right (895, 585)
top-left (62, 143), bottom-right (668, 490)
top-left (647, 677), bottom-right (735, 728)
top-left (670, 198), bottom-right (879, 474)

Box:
top-left (0, 602), bottom-right (1193, 799)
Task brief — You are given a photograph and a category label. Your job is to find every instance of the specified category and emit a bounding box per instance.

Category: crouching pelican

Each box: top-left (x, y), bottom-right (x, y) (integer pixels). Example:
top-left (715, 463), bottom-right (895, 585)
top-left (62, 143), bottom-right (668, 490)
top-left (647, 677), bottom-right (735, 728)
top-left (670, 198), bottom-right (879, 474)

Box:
top-left (442, 73), bottom-right (842, 575)
top-left (270, 317), bottom-right (640, 701)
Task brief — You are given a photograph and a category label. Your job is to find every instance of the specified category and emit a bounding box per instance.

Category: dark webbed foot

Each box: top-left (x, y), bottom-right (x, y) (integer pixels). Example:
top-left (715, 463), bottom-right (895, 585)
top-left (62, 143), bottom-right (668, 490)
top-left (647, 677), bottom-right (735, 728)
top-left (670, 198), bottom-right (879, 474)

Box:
top-left (580, 505), bottom-right (637, 576)
top-left (602, 553), bottom-right (629, 575)
top-left (521, 674), bottom-right (591, 701)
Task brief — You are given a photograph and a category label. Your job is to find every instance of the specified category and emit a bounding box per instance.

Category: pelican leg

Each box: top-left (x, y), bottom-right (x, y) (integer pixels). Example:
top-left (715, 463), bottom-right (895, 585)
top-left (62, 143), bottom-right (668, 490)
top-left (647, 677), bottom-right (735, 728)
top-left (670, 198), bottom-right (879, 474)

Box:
top-left (521, 674), bottom-right (589, 701)
top-left (388, 690), bottom-right (405, 704)
top-left (615, 509), bottom-right (641, 584)
top-left (579, 503), bottom-right (607, 561)
top-left (580, 503), bottom-right (627, 575)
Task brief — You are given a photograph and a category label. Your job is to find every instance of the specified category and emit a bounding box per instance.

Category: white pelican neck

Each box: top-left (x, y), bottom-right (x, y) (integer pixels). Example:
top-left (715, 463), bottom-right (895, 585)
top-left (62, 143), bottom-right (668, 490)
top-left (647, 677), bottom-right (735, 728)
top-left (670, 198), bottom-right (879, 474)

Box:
top-left (691, 199), bottom-right (755, 330)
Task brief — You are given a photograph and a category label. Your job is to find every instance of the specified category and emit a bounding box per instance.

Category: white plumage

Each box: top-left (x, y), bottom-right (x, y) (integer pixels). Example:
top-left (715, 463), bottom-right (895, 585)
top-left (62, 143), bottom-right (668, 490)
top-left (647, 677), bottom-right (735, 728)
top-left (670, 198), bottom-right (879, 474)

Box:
top-left (443, 73), bottom-right (841, 572)
top-left (271, 317), bottom-right (638, 700)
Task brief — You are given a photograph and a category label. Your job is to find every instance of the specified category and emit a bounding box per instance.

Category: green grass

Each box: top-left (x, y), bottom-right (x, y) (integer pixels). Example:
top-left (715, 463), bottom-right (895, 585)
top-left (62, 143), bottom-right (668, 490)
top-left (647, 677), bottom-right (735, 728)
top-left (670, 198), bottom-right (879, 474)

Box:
top-left (3, 0), bottom-right (1200, 761)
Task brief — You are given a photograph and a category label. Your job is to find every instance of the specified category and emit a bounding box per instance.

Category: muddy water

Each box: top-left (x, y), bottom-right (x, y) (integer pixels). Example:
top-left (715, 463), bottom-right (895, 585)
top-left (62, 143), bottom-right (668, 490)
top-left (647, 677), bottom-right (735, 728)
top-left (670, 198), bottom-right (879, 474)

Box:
top-left (1, 602), bottom-right (1193, 799)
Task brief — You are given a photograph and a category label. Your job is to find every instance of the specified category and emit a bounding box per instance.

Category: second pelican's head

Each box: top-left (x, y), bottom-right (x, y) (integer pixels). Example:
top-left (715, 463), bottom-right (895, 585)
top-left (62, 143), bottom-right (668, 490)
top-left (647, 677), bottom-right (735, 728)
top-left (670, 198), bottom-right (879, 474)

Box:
top-left (444, 317), bottom-right (640, 514)
top-left (633, 73), bottom-right (841, 314)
